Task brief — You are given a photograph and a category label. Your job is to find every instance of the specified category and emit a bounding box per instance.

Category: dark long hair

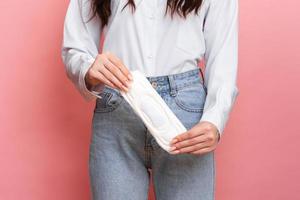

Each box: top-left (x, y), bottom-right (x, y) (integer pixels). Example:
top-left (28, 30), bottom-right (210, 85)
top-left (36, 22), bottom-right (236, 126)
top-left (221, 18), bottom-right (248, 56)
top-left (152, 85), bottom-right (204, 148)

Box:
top-left (88, 0), bottom-right (204, 29)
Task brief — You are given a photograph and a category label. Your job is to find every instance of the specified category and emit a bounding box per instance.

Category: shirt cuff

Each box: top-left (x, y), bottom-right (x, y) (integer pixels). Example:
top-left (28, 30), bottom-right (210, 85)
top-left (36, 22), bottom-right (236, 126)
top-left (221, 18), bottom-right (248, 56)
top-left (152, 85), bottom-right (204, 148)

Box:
top-left (79, 56), bottom-right (105, 101)
top-left (199, 85), bottom-right (239, 141)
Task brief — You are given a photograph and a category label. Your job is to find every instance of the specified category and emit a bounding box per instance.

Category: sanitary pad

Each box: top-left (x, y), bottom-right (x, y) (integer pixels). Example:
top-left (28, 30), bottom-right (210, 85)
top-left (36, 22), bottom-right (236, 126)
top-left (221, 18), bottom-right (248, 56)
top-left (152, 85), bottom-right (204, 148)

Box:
top-left (120, 70), bottom-right (187, 153)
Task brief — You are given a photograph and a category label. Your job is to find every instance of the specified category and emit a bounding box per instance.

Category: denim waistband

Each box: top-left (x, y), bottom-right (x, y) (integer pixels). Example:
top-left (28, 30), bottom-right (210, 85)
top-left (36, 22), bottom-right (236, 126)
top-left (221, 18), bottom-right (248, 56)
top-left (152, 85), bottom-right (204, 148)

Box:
top-left (145, 68), bottom-right (205, 95)
top-left (102, 68), bottom-right (205, 97)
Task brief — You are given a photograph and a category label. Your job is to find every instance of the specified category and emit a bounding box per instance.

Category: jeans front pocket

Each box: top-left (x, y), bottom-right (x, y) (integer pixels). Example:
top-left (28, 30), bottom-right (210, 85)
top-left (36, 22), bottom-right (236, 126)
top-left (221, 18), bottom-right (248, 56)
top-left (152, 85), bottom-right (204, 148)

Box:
top-left (174, 81), bottom-right (207, 113)
top-left (94, 86), bottom-right (124, 113)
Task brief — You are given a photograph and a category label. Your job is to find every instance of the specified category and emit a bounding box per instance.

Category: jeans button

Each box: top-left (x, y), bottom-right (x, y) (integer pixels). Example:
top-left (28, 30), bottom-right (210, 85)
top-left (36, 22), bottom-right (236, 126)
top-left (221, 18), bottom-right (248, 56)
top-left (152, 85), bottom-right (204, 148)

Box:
top-left (151, 81), bottom-right (158, 88)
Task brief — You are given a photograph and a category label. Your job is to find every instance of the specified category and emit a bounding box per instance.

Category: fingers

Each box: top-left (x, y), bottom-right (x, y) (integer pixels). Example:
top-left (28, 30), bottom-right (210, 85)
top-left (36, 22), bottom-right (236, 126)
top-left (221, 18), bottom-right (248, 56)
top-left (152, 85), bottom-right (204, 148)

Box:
top-left (100, 52), bottom-right (133, 92)
top-left (189, 147), bottom-right (214, 156)
top-left (90, 52), bottom-right (133, 92)
top-left (106, 52), bottom-right (133, 81)
top-left (93, 70), bottom-right (117, 89)
top-left (170, 128), bottom-right (205, 145)
top-left (168, 122), bottom-right (219, 155)
top-left (101, 58), bottom-right (130, 92)
top-left (169, 141), bottom-right (211, 154)
top-left (171, 133), bottom-right (208, 150)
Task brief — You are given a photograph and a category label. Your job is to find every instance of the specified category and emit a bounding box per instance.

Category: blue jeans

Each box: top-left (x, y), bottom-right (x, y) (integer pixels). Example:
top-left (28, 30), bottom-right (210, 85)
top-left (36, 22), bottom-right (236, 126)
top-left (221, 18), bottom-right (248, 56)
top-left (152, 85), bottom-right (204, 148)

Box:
top-left (89, 68), bottom-right (215, 200)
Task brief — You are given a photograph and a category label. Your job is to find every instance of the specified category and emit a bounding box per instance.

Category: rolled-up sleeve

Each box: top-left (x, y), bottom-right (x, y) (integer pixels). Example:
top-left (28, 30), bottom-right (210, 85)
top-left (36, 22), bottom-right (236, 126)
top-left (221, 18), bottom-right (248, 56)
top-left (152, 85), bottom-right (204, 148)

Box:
top-left (61, 0), bottom-right (104, 102)
top-left (199, 0), bottom-right (240, 138)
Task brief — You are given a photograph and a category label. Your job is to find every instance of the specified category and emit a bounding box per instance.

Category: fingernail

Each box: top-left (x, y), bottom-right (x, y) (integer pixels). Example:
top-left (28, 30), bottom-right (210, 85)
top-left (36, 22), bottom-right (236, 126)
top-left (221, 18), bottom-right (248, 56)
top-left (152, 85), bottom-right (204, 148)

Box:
top-left (128, 74), bottom-right (133, 80)
top-left (169, 146), bottom-right (177, 151)
top-left (122, 85), bottom-right (129, 92)
top-left (169, 150), bottom-right (180, 154)
top-left (128, 82), bottom-right (132, 89)
top-left (125, 80), bottom-right (130, 87)
top-left (171, 139), bottom-right (178, 144)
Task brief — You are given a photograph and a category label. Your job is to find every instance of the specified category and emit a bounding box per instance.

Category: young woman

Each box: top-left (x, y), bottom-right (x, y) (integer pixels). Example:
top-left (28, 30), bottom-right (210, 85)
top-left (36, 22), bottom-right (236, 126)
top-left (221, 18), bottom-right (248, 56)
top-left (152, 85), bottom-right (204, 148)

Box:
top-left (61, 0), bottom-right (239, 199)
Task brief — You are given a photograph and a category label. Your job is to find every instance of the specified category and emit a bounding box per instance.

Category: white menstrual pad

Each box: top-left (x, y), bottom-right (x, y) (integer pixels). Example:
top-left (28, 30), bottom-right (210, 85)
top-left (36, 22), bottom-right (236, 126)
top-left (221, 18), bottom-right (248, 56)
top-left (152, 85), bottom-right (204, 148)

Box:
top-left (120, 70), bottom-right (187, 153)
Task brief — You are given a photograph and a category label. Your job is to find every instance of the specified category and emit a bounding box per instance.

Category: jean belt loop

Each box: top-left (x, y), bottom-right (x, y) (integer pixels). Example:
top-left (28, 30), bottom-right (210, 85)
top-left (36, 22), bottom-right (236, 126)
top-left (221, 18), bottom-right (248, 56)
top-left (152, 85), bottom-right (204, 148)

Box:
top-left (167, 75), bottom-right (177, 97)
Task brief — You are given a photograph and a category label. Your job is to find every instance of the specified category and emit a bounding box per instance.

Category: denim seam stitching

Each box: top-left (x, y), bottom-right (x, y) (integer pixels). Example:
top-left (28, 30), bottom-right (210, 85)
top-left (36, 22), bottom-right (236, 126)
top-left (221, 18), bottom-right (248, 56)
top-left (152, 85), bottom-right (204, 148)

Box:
top-left (173, 82), bottom-right (206, 112)
top-left (94, 93), bottom-right (124, 113)
top-left (176, 79), bottom-right (203, 91)
top-left (174, 97), bottom-right (204, 113)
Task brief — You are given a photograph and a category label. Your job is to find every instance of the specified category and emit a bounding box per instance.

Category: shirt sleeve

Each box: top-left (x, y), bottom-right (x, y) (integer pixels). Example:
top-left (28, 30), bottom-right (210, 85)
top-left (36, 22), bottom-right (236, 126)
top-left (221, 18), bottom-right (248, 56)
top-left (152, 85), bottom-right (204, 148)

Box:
top-left (61, 0), bottom-right (104, 102)
top-left (199, 0), bottom-right (240, 139)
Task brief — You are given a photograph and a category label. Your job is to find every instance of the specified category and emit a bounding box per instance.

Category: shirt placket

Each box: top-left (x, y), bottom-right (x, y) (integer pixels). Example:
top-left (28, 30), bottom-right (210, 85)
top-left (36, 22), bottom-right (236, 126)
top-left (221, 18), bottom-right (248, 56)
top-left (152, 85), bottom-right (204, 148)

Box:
top-left (145, 0), bottom-right (158, 71)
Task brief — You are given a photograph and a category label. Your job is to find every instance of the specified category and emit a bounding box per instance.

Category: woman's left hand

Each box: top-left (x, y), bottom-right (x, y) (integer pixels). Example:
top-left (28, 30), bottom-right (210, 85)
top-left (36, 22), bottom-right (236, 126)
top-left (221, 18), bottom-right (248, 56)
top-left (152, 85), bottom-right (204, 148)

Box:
top-left (169, 121), bottom-right (220, 155)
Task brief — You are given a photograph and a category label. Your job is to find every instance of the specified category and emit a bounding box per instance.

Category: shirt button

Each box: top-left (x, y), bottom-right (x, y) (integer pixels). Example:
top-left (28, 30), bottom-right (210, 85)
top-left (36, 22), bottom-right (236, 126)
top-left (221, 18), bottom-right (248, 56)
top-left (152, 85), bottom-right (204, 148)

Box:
top-left (149, 14), bottom-right (154, 19)
top-left (147, 54), bottom-right (153, 59)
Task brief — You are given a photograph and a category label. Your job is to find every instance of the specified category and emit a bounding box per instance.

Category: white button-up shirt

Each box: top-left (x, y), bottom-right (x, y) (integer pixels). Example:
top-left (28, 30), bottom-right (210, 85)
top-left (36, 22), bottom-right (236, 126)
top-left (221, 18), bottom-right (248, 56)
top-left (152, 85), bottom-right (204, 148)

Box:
top-left (61, 0), bottom-right (240, 136)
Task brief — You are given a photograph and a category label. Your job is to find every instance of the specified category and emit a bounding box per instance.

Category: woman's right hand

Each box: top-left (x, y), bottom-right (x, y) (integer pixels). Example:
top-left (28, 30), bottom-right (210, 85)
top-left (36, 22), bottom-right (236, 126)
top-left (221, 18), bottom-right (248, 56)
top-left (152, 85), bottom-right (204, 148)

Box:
top-left (84, 51), bottom-right (133, 92)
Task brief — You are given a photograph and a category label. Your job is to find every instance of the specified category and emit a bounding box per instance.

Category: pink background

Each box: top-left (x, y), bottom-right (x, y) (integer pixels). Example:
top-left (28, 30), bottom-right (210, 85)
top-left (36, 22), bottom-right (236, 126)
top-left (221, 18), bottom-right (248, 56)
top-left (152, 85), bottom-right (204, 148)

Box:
top-left (1, 0), bottom-right (299, 199)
